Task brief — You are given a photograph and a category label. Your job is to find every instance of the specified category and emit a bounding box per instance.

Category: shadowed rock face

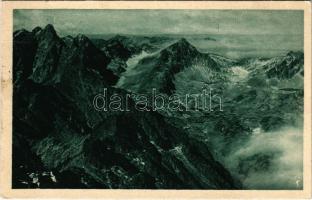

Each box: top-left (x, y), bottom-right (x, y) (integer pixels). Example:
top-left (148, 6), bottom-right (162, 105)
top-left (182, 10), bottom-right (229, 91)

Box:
top-left (13, 29), bottom-right (38, 84)
top-left (12, 24), bottom-right (240, 189)
top-left (265, 51), bottom-right (304, 79)
top-left (238, 51), bottom-right (304, 79)
top-left (29, 24), bottom-right (65, 84)
top-left (103, 35), bottom-right (133, 61)
top-left (92, 34), bottom-right (158, 60)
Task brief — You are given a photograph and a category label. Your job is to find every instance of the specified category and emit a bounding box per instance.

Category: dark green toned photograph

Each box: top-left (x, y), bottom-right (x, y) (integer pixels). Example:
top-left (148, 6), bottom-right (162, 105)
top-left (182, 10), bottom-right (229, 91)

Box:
top-left (12, 9), bottom-right (303, 189)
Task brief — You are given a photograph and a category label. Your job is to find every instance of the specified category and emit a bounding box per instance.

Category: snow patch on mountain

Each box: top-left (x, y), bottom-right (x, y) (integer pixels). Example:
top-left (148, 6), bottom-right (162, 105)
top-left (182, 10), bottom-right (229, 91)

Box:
top-left (230, 66), bottom-right (249, 82)
top-left (116, 50), bottom-right (155, 88)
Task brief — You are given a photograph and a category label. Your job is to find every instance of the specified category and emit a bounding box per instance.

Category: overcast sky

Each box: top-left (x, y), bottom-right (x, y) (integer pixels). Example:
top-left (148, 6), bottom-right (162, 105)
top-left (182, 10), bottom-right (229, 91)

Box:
top-left (14, 10), bottom-right (303, 36)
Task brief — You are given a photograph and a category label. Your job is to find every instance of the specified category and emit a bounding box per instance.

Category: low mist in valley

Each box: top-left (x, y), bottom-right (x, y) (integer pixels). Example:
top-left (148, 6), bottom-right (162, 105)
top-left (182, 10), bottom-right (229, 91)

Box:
top-left (223, 126), bottom-right (303, 189)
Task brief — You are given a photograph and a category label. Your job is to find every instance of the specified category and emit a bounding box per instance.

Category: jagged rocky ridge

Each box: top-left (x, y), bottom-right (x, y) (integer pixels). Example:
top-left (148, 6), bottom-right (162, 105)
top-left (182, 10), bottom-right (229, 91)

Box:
top-left (90, 35), bottom-right (168, 77)
top-left (13, 24), bottom-right (240, 189)
top-left (91, 34), bottom-right (170, 57)
top-left (239, 51), bottom-right (304, 79)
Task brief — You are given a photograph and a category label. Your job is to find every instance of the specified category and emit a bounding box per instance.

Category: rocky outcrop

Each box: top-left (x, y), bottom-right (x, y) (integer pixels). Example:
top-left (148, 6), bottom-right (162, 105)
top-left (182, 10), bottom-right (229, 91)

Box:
top-left (265, 51), bottom-right (303, 79)
top-left (29, 24), bottom-right (65, 84)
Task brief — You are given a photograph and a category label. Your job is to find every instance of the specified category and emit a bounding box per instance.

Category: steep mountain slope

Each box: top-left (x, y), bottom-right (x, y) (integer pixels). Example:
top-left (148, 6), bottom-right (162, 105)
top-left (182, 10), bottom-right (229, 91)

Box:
top-left (117, 38), bottom-right (224, 94)
top-left (12, 24), bottom-right (240, 189)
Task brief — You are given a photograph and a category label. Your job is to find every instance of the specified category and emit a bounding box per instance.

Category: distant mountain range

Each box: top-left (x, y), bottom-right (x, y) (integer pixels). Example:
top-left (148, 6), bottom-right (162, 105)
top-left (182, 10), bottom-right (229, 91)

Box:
top-left (12, 24), bottom-right (304, 189)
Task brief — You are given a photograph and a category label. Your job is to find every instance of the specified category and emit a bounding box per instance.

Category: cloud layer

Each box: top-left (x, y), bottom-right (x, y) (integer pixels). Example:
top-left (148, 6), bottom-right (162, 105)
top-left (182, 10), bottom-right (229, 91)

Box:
top-left (14, 10), bottom-right (303, 36)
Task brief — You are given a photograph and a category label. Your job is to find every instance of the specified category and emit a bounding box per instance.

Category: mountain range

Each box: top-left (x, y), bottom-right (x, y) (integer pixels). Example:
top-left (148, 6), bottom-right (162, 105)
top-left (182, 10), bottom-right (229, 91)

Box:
top-left (13, 24), bottom-right (240, 189)
top-left (12, 24), bottom-right (304, 189)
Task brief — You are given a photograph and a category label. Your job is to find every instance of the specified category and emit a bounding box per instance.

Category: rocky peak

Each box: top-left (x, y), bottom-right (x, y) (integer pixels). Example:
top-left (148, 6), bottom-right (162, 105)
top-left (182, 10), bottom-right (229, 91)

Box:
top-left (159, 38), bottom-right (199, 64)
top-left (177, 38), bottom-right (190, 45)
top-left (29, 25), bottom-right (64, 84)
top-left (120, 38), bottom-right (204, 94)
top-left (286, 51), bottom-right (304, 60)
top-left (166, 38), bottom-right (198, 55)
top-left (75, 34), bottom-right (90, 44)
top-left (32, 26), bottom-right (42, 34)
top-left (13, 29), bottom-right (30, 39)
top-left (44, 24), bottom-right (56, 32)
top-left (110, 34), bottom-right (128, 43)
top-left (62, 35), bottom-right (74, 47)
top-left (39, 24), bottom-right (58, 40)
top-left (104, 36), bottom-right (132, 61)
top-left (73, 34), bottom-right (105, 56)
top-left (74, 34), bottom-right (106, 53)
